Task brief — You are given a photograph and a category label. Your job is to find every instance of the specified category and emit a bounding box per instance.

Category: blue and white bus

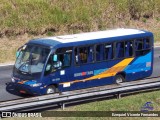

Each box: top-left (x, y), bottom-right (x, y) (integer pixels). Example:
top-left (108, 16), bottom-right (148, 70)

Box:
top-left (11, 28), bottom-right (154, 95)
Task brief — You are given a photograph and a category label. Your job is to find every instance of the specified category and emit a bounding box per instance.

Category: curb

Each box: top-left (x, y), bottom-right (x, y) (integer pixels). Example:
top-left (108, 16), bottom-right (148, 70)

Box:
top-left (0, 63), bottom-right (14, 67)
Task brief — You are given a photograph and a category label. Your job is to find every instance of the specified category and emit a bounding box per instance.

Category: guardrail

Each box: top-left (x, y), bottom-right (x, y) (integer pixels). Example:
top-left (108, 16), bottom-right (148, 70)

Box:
top-left (0, 77), bottom-right (160, 112)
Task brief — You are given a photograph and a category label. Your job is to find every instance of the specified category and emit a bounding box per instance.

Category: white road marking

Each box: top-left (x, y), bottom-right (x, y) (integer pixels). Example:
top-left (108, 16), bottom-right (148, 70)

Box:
top-left (154, 46), bottom-right (160, 48)
top-left (0, 63), bottom-right (14, 67)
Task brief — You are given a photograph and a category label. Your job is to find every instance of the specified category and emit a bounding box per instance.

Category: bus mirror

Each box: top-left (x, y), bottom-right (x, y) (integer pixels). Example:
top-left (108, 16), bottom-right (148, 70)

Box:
top-left (16, 51), bottom-right (20, 58)
top-left (53, 54), bottom-right (57, 61)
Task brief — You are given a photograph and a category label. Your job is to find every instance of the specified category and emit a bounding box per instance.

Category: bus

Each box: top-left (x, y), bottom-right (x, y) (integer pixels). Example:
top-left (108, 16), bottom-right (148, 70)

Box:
top-left (11, 28), bottom-right (154, 95)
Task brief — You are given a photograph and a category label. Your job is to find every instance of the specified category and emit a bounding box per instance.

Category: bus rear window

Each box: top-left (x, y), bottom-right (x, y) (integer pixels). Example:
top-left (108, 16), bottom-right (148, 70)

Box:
top-left (135, 38), bottom-right (151, 56)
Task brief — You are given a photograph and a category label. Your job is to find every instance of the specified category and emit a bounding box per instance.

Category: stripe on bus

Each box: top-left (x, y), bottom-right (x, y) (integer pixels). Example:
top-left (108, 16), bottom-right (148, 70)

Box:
top-left (60, 57), bottom-right (134, 85)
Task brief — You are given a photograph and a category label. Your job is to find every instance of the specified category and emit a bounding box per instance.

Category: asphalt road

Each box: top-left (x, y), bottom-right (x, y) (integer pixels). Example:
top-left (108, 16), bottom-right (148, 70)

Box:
top-left (0, 47), bottom-right (159, 102)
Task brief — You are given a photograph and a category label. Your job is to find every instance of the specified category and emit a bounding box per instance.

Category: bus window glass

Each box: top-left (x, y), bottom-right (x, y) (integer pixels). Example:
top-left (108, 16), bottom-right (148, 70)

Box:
top-left (104, 43), bottom-right (113, 60)
top-left (87, 46), bottom-right (94, 63)
top-left (15, 46), bottom-right (50, 74)
top-left (125, 41), bottom-right (133, 57)
top-left (75, 46), bottom-right (93, 65)
top-left (135, 39), bottom-right (143, 50)
top-left (79, 47), bottom-right (87, 63)
top-left (75, 48), bottom-right (79, 64)
top-left (46, 48), bottom-right (72, 72)
top-left (96, 44), bottom-right (104, 61)
top-left (143, 38), bottom-right (151, 49)
top-left (135, 38), bottom-right (151, 56)
top-left (53, 54), bottom-right (71, 68)
top-left (116, 42), bottom-right (124, 58)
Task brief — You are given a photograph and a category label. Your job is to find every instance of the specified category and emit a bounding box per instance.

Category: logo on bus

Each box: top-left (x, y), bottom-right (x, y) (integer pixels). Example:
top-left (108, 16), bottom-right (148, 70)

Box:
top-left (74, 71), bottom-right (93, 77)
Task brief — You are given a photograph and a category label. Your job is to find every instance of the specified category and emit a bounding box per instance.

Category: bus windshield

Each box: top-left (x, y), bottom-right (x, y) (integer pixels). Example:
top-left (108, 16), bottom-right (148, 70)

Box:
top-left (15, 45), bottom-right (50, 77)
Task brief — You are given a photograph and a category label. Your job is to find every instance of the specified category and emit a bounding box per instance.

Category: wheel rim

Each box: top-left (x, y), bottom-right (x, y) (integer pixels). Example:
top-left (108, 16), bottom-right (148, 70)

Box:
top-left (116, 77), bottom-right (123, 84)
top-left (47, 87), bottom-right (55, 94)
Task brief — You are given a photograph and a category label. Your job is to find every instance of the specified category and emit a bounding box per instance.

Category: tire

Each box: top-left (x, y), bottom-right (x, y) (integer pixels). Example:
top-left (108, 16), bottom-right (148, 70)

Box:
top-left (115, 74), bottom-right (124, 84)
top-left (46, 85), bottom-right (56, 94)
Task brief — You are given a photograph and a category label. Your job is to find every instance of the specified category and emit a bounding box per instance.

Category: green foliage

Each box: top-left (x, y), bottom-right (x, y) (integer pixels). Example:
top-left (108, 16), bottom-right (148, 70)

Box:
top-left (156, 17), bottom-right (160, 21)
top-left (64, 90), bottom-right (160, 111)
top-left (142, 18), bottom-right (147, 23)
top-left (46, 31), bottom-right (54, 36)
top-left (0, 0), bottom-right (160, 63)
top-left (54, 91), bottom-right (160, 120)
top-left (0, 0), bottom-right (160, 36)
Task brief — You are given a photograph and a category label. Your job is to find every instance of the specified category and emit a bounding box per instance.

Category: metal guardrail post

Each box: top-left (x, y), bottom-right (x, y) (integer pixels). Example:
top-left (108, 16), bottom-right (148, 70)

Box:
top-left (61, 102), bottom-right (65, 110)
top-left (116, 93), bottom-right (121, 99)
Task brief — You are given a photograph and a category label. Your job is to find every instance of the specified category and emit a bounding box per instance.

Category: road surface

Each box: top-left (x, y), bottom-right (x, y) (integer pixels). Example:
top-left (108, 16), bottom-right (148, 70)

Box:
top-left (0, 47), bottom-right (159, 102)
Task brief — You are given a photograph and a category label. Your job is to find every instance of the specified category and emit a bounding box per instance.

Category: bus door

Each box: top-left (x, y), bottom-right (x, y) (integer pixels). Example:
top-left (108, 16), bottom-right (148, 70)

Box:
top-left (44, 47), bottom-right (73, 92)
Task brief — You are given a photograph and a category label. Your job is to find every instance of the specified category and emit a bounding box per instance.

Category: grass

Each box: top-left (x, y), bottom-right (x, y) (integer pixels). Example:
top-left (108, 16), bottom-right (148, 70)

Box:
top-left (0, 0), bottom-right (160, 62)
top-left (63, 91), bottom-right (160, 111)
top-left (6, 90), bottom-right (160, 120)
top-left (1, 0), bottom-right (160, 36)
top-left (50, 90), bottom-right (160, 120)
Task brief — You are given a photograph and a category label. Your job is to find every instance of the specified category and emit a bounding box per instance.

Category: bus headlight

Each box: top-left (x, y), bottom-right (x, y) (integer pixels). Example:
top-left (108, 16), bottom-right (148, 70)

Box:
top-left (29, 83), bottom-right (42, 87)
top-left (11, 77), bottom-right (19, 83)
top-left (11, 78), bottom-right (15, 83)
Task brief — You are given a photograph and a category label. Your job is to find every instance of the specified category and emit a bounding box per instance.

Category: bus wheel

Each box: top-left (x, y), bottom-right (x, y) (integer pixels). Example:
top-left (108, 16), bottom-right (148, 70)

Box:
top-left (46, 85), bottom-right (56, 94)
top-left (115, 74), bottom-right (124, 84)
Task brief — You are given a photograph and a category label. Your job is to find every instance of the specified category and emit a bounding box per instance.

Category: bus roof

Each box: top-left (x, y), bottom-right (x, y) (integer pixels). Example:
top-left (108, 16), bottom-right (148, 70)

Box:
top-left (29, 28), bottom-right (152, 47)
top-left (45, 28), bottom-right (146, 43)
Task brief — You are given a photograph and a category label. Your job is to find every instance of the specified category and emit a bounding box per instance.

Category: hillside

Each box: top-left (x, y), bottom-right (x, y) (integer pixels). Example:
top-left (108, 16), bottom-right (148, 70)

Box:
top-left (0, 0), bottom-right (160, 62)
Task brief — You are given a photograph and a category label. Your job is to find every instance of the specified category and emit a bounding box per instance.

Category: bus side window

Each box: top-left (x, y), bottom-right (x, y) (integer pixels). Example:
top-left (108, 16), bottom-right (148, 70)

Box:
top-left (45, 55), bottom-right (53, 76)
top-left (45, 47), bottom-right (72, 72)
top-left (143, 38), bottom-right (151, 49)
top-left (75, 47), bottom-right (87, 64)
top-left (79, 47), bottom-right (87, 63)
top-left (75, 46), bottom-right (94, 65)
top-left (87, 46), bottom-right (94, 63)
top-left (135, 39), bottom-right (143, 50)
top-left (75, 48), bottom-right (79, 65)
top-left (96, 44), bottom-right (104, 61)
top-left (125, 41), bottom-right (133, 57)
top-left (116, 42), bottom-right (124, 58)
top-left (63, 54), bottom-right (71, 66)
top-left (104, 43), bottom-right (113, 60)
top-left (135, 38), bottom-right (151, 56)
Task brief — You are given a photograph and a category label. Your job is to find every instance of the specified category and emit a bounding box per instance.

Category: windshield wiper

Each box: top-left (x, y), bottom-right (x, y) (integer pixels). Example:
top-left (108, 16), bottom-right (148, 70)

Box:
top-left (18, 61), bottom-right (29, 72)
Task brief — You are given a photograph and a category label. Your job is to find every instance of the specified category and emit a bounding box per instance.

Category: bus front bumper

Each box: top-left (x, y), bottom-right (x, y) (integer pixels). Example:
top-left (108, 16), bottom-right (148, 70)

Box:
top-left (15, 83), bottom-right (45, 95)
